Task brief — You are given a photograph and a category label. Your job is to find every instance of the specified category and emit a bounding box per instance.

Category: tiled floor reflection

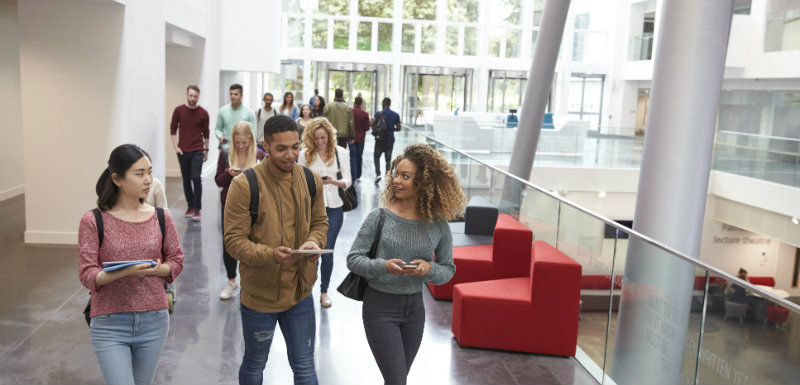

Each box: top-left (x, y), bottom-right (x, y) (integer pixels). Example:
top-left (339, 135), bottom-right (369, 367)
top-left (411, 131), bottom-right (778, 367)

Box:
top-left (0, 138), bottom-right (597, 385)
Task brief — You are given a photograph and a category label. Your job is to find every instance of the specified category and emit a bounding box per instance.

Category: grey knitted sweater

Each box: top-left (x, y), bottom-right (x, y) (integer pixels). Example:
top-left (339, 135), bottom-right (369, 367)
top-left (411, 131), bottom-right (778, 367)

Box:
top-left (346, 208), bottom-right (455, 295)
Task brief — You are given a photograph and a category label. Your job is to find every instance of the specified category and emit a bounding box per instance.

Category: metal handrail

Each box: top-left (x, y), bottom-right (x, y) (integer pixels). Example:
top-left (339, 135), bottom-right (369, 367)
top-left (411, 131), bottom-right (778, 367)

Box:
top-left (405, 126), bottom-right (800, 312)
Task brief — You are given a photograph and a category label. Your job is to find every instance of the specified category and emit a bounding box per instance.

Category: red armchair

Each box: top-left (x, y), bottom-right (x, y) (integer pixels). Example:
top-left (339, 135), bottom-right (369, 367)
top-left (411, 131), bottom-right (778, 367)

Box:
top-left (428, 214), bottom-right (533, 300)
top-left (452, 241), bottom-right (582, 356)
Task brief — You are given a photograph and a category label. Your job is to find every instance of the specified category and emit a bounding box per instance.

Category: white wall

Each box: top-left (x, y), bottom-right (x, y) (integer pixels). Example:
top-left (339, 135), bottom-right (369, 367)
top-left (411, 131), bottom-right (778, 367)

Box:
top-left (219, 0), bottom-right (280, 73)
top-left (19, 0), bottom-right (125, 244)
top-left (775, 242), bottom-right (800, 296)
top-left (18, 0), bottom-right (219, 244)
top-left (0, 0), bottom-right (25, 201)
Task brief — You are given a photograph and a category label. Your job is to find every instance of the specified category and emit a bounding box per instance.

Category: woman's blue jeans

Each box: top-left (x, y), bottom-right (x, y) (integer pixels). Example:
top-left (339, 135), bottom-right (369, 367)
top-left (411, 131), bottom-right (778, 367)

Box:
top-left (239, 297), bottom-right (318, 385)
top-left (90, 309), bottom-right (170, 385)
top-left (321, 206), bottom-right (344, 293)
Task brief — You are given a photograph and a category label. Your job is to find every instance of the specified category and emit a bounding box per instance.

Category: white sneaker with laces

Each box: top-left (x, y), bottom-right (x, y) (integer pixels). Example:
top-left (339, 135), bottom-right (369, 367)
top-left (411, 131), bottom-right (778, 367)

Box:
top-left (219, 281), bottom-right (238, 300)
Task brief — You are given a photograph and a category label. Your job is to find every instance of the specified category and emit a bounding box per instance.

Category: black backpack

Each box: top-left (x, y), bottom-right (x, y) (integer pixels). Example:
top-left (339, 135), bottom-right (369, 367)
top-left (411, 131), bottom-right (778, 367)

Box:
top-left (243, 166), bottom-right (316, 226)
top-left (83, 207), bottom-right (167, 326)
top-left (371, 112), bottom-right (389, 139)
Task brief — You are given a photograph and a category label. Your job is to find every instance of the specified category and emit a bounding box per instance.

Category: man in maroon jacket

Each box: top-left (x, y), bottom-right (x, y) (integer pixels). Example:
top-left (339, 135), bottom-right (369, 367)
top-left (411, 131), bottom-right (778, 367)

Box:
top-left (170, 85), bottom-right (210, 221)
top-left (350, 96), bottom-right (370, 182)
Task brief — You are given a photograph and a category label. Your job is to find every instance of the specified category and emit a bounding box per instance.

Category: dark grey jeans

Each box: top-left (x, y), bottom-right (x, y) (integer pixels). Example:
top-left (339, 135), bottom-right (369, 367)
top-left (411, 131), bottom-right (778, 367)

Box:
top-left (362, 285), bottom-right (425, 385)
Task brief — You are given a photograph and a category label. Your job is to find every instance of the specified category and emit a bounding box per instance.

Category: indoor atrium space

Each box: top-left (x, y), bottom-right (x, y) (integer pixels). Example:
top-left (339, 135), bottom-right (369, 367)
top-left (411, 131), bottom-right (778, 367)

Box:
top-left (1, 0), bottom-right (799, 384)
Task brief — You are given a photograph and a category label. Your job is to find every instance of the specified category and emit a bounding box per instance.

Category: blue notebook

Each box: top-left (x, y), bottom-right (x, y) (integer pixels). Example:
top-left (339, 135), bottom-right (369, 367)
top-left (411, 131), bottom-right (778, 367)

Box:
top-left (102, 260), bottom-right (156, 272)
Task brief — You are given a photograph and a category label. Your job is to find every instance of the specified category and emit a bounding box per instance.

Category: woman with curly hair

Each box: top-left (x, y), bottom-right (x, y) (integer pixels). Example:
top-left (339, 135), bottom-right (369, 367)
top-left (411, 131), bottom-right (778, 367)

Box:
top-left (346, 143), bottom-right (465, 385)
top-left (298, 117), bottom-right (351, 308)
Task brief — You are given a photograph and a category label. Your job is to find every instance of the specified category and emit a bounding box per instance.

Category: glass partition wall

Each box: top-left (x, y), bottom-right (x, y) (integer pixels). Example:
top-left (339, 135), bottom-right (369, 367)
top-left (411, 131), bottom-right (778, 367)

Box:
top-left (395, 127), bottom-right (800, 385)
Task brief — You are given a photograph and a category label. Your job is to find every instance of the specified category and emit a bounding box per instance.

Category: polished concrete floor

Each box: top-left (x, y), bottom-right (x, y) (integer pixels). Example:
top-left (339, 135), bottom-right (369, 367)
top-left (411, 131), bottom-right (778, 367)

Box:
top-left (0, 140), bottom-right (598, 384)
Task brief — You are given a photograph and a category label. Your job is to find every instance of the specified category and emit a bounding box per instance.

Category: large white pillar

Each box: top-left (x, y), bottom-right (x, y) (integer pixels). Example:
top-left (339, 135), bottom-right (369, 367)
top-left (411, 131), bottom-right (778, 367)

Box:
top-left (610, 1), bottom-right (733, 384)
top-left (502, 0), bottom-right (571, 207)
top-left (507, 0), bottom-right (571, 181)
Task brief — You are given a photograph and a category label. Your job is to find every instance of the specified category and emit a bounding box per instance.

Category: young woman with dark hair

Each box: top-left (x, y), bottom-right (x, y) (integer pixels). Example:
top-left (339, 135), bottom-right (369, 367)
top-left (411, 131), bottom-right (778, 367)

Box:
top-left (78, 144), bottom-right (184, 385)
top-left (280, 91), bottom-right (300, 120)
top-left (311, 95), bottom-right (326, 118)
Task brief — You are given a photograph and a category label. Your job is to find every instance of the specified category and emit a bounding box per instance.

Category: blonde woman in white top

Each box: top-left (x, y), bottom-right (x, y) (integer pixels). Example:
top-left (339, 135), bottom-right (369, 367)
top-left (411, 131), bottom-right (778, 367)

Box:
top-left (298, 117), bottom-right (352, 308)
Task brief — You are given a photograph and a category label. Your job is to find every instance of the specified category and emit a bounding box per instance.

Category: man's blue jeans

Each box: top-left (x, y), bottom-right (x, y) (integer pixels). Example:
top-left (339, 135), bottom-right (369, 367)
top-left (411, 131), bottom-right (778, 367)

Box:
top-left (90, 309), bottom-right (169, 385)
top-left (239, 297), bottom-right (318, 385)
top-left (348, 141), bottom-right (365, 180)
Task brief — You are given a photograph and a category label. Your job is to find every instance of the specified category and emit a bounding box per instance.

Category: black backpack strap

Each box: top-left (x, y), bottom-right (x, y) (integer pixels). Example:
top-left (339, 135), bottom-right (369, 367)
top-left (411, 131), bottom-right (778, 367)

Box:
top-left (244, 168), bottom-right (259, 227)
top-left (302, 165), bottom-right (316, 200)
top-left (155, 207), bottom-right (166, 255)
top-left (367, 209), bottom-right (386, 259)
top-left (92, 208), bottom-right (104, 248)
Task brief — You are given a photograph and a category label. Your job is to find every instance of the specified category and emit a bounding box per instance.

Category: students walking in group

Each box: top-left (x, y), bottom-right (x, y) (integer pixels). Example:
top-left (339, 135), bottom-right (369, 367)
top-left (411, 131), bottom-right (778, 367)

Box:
top-left (280, 91), bottom-right (300, 120)
top-left (78, 144), bottom-right (184, 385)
top-left (169, 85), bottom-right (209, 220)
top-left (223, 115), bottom-right (328, 385)
top-left (215, 122), bottom-right (266, 300)
top-left (298, 118), bottom-right (352, 308)
top-left (346, 144), bottom-right (465, 385)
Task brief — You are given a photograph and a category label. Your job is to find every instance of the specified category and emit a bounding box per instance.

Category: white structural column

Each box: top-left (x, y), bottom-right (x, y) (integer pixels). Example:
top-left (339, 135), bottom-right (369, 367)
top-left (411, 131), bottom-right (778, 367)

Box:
top-left (610, 1), bottom-right (733, 384)
top-left (503, 0), bottom-right (570, 204)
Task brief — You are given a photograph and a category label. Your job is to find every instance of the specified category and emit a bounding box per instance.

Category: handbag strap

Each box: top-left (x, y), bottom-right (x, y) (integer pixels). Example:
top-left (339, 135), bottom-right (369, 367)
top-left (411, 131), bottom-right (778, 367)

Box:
top-left (367, 209), bottom-right (386, 260)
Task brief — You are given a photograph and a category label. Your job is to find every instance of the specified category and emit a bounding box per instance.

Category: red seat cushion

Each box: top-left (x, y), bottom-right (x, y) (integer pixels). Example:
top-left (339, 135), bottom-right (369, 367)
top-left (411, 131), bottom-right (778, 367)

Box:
top-left (765, 305), bottom-right (789, 323)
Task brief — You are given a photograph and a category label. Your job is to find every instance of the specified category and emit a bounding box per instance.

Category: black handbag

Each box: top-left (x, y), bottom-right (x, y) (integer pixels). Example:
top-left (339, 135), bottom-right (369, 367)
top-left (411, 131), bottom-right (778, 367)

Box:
top-left (337, 209), bottom-right (385, 301)
top-left (335, 152), bottom-right (358, 212)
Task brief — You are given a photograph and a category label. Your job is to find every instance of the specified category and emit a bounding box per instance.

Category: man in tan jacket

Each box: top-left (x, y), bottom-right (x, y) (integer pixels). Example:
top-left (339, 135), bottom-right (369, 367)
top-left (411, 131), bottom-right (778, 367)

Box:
top-left (224, 114), bottom-right (328, 385)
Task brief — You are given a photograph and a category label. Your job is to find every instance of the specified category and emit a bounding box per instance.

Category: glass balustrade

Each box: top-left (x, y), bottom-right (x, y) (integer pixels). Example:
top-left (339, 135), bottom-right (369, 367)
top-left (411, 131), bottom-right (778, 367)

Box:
top-left (393, 127), bottom-right (800, 385)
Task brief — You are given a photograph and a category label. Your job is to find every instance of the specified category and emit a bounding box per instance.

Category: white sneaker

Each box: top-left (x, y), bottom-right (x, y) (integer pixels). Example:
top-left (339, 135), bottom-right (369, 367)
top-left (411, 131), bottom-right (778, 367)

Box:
top-left (219, 281), bottom-right (238, 300)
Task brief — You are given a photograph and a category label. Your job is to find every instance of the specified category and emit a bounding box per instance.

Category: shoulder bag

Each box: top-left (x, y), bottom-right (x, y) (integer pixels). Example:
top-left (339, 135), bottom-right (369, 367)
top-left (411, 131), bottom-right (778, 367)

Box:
top-left (337, 209), bottom-right (385, 301)
top-left (335, 152), bottom-right (358, 212)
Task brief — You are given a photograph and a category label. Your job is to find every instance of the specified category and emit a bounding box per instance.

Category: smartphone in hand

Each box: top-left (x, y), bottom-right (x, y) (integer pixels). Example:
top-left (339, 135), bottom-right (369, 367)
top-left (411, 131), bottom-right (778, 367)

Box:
top-left (399, 263), bottom-right (419, 269)
top-left (321, 176), bottom-right (329, 180)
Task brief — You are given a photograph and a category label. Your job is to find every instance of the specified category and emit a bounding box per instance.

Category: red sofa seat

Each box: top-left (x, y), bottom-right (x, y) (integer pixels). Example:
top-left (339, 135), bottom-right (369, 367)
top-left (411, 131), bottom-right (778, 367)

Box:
top-left (428, 214), bottom-right (532, 300)
top-left (748, 276), bottom-right (775, 287)
top-left (765, 305), bottom-right (789, 325)
top-left (452, 241), bottom-right (582, 356)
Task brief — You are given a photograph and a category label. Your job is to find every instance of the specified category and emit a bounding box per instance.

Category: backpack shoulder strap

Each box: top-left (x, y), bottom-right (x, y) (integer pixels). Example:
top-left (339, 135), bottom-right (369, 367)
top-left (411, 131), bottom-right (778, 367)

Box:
top-left (155, 207), bottom-right (166, 253)
top-left (92, 208), bottom-right (104, 248)
top-left (244, 168), bottom-right (259, 227)
top-left (302, 165), bottom-right (316, 201)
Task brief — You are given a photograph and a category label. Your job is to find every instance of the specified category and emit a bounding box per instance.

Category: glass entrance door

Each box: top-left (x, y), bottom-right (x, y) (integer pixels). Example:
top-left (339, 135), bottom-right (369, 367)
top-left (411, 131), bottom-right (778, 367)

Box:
top-left (403, 66), bottom-right (472, 126)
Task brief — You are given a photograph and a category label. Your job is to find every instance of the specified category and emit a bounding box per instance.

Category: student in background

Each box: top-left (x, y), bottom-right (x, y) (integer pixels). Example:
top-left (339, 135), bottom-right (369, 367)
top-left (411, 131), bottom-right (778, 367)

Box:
top-left (350, 96), bottom-right (370, 182)
top-left (311, 95), bottom-right (326, 118)
top-left (78, 144), bottom-right (184, 385)
top-left (280, 91), bottom-right (300, 120)
top-left (144, 176), bottom-right (167, 209)
top-left (296, 104), bottom-right (313, 140)
top-left (169, 85), bottom-right (209, 220)
top-left (255, 92), bottom-right (278, 152)
top-left (215, 122), bottom-right (267, 300)
top-left (298, 118), bottom-right (351, 308)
